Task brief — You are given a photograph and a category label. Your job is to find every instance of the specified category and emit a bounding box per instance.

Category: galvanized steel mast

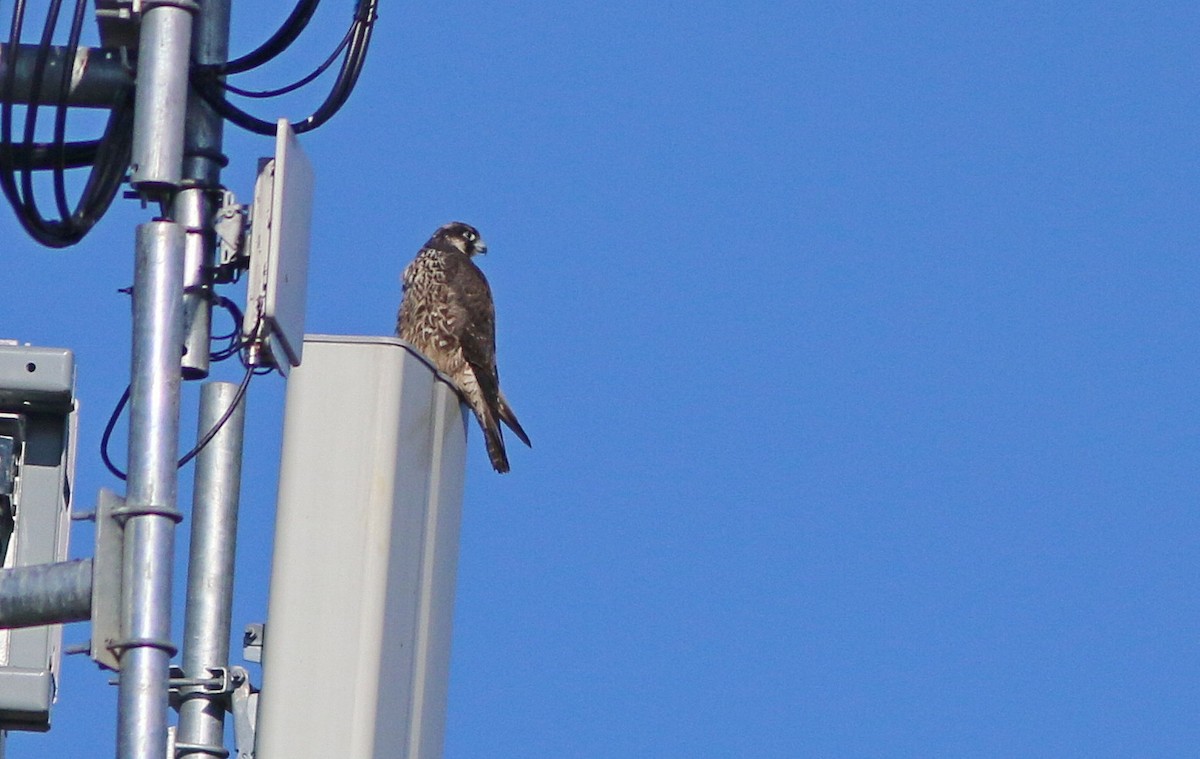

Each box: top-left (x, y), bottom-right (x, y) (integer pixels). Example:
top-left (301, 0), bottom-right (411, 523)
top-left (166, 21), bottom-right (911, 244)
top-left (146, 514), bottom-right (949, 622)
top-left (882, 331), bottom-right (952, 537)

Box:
top-left (120, 0), bottom-right (237, 755)
top-left (174, 0), bottom-right (241, 754)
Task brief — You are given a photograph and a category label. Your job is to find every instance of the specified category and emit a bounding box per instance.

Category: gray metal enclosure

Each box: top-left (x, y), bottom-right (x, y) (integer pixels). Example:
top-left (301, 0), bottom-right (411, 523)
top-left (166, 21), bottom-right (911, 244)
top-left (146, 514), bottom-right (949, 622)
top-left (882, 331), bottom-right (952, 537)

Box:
top-left (0, 345), bottom-right (76, 731)
top-left (254, 335), bottom-right (468, 759)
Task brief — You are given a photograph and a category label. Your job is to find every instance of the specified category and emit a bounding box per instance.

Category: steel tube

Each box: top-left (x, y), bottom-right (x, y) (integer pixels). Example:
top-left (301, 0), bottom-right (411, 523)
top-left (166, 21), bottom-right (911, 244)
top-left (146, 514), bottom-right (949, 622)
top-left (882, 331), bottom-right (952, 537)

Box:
top-left (176, 382), bottom-right (246, 759)
top-left (0, 44), bottom-right (132, 107)
top-left (183, 0), bottom-right (230, 187)
top-left (177, 0), bottom-right (231, 379)
top-left (178, 188), bottom-right (213, 379)
top-left (0, 559), bottom-right (92, 628)
top-left (130, 2), bottom-right (195, 193)
top-left (118, 221), bottom-right (185, 759)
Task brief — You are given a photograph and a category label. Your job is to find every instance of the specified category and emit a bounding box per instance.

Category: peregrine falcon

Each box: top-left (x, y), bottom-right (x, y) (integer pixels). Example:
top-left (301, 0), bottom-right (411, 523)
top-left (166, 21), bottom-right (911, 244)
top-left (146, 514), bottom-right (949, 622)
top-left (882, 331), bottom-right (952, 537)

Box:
top-left (397, 222), bottom-right (531, 473)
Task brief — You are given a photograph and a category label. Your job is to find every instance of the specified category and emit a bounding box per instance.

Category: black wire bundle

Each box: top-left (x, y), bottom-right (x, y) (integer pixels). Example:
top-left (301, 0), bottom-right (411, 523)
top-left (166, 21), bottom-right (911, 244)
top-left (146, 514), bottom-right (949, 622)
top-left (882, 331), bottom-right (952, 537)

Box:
top-left (0, 0), bottom-right (133, 247)
top-left (0, 0), bottom-right (378, 245)
top-left (193, 0), bottom-right (379, 135)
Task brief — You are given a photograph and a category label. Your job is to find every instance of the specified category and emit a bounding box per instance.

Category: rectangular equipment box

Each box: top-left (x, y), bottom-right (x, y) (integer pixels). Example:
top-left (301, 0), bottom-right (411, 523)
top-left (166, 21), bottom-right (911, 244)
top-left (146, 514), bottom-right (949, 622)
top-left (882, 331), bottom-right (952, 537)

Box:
top-left (255, 335), bottom-right (467, 759)
top-left (0, 344), bottom-right (76, 731)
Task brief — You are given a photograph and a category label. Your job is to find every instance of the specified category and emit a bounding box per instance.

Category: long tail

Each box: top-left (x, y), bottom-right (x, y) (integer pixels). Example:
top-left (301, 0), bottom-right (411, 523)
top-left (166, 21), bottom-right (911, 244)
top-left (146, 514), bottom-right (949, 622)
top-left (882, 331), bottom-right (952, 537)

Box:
top-left (468, 400), bottom-right (510, 473)
top-left (497, 392), bottom-right (531, 448)
top-left (468, 368), bottom-right (522, 472)
top-left (481, 417), bottom-right (510, 473)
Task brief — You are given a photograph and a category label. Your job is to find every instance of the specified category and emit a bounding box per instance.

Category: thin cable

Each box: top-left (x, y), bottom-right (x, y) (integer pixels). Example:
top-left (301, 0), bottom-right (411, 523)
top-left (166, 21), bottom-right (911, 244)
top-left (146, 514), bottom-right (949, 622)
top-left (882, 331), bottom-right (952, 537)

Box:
top-left (15, 0), bottom-right (65, 229)
top-left (180, 307), bottom-right (263, 466)
top-left (177, 362), bottom-right (253, 468)
top-left (101, 362), bottom-right (255, 479)
top-left (221, 0), bottom-right (321, 74)
top-left (211, 296), bottom-right (244, 340)
top-left (51, 0), bottom-right (88, 220)
top-left (102, 295), bottom-right (256, 481)
top-left (100, 385), bottom-right (131, 481)
top-left (209, 296), bottom-right (247, 361)
top-left (0, 0), bottom-right (40, 235)
top-left (220, 24), bottom-right (353, 99)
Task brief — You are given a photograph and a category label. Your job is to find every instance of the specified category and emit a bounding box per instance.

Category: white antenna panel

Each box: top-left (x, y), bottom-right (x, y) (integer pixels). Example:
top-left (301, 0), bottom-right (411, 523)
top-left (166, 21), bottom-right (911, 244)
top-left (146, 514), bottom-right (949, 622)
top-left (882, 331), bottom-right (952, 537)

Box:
top-left (243, 119), bottom-right (314, 375)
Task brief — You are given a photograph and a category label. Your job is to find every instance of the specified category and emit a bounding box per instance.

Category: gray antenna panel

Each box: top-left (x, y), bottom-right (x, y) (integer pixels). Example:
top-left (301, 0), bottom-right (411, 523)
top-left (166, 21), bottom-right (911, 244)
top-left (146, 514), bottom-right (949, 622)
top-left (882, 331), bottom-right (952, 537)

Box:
top-left (243, 120), bottom-right (314, 375)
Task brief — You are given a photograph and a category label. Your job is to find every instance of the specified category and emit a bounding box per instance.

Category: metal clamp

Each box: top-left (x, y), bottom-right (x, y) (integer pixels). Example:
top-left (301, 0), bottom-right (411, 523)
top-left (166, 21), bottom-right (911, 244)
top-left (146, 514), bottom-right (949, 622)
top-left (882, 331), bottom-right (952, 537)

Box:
top-left (168, 665), bottom-right (237, 697)
top-left (242, 623), bottom-right (264, 663)
top-left (139, 0), bottom-right (200, 13)
top-left (213, 190), bottom-right (249, 283)
top-left (110, 502), bottom-right (184, 523)
top-left (164, 665), bottom-right (256, 758)
top-left (230, 666), bottom-right (258, 759)
top-left (109, 636), bottom-right (178, 656)
top-left (173, 741), bottom-right (230, 758)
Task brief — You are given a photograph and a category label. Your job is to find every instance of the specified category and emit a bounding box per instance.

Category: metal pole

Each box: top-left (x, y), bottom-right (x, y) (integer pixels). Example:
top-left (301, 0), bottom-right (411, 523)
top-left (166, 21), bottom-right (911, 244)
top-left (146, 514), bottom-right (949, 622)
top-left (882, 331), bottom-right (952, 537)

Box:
top-left (0, 559), bottom-right (92, 628)
top-left (174, 5), bottom-right (242, 756)
top-left (118, 221), bottom-right (185, 759)
top-left (182, 0), bottom-right (230, 189)
top-left (0, 45), bottom-right (132, 107)
top-left (176, 382), bottom-right (245, 759)
top-left (129, 0), bottom-right (195, 194)
top-left (178, 189), bottom-right (215, 380)
top-left (120, 0), bottom-right (196, 754)
top-left (178, 0), bottom-right (230, 379)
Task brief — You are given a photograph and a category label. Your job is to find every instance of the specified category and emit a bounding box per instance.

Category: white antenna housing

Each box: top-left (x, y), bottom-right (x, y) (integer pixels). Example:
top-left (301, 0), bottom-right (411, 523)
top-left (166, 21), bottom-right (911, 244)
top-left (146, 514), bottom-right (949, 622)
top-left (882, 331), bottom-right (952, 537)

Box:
top-left (243, 119), bottom-right (314, 375)
top-left (255, 335), bottom-right (468, 759)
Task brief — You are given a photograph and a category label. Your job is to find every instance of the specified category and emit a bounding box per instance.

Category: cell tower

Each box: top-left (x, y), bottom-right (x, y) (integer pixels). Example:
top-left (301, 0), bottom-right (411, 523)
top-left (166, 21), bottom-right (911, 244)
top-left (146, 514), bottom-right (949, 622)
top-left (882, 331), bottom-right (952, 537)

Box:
top-left (0, 2), bottom-right (467, 758)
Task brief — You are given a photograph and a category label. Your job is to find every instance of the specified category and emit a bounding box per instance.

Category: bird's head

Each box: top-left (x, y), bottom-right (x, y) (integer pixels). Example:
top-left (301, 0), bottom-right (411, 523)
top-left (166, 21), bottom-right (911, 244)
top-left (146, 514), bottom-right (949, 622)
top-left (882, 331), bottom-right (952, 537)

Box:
top-left (430, 221), bottom-right (487, 257)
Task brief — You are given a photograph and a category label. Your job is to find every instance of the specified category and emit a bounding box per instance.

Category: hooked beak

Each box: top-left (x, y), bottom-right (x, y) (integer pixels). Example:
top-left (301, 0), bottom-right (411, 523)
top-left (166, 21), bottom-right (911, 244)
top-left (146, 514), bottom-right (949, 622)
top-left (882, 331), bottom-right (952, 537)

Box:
top-left (474, 238), bottom-right (488, 255)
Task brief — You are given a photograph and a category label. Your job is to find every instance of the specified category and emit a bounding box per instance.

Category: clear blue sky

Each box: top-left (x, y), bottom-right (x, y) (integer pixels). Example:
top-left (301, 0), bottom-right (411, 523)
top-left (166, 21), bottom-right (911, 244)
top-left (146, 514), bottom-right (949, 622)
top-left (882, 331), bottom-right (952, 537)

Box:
top-left (3, 2), bottom-right (1198, 756)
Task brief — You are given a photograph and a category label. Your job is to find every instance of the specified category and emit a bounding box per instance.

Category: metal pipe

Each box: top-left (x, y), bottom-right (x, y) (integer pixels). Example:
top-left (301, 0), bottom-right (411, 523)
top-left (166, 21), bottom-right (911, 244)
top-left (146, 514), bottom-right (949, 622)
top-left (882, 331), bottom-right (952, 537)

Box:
top-left (0, 44), bottom-right (132, 107)
top-left (0, 559), bottom-right (91, 628)
top-left (176, 382), bottom-right (245, 759)
top-left (130, 1), bottom-right (195, 195)
top-left (183, 0), bottom-right (230, 187)
top-left (118, 221), bottom-right (185, 759)
top-left (177, 0), bottom-right (231, 379)
top-left (178, 188), bottom-right (213, 380)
